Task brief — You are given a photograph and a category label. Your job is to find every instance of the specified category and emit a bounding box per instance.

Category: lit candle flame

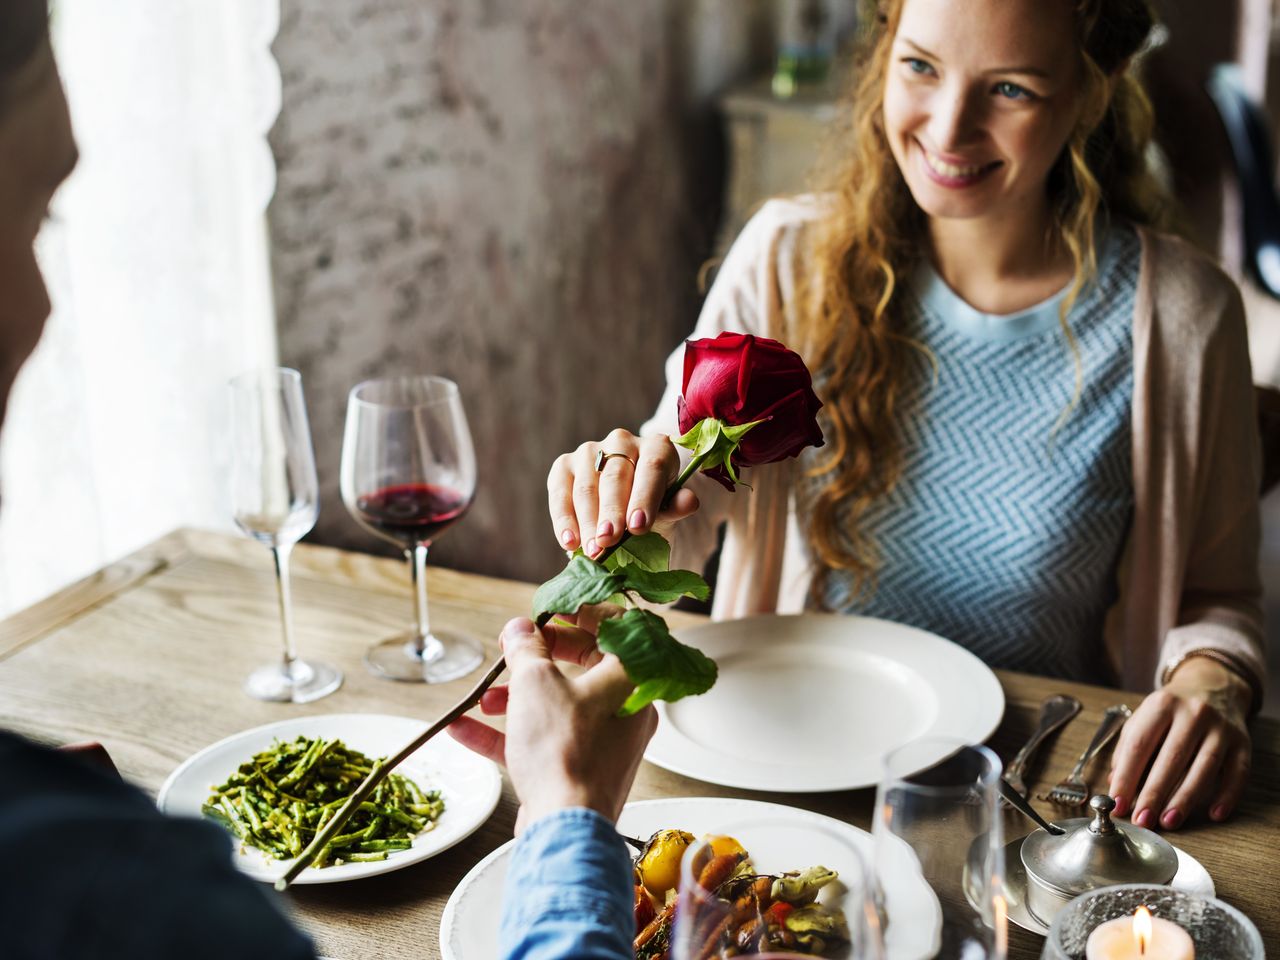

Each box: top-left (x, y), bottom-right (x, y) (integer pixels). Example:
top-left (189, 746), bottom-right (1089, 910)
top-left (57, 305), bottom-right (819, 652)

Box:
top-left (1133, 906), bottom-right (1153, 956)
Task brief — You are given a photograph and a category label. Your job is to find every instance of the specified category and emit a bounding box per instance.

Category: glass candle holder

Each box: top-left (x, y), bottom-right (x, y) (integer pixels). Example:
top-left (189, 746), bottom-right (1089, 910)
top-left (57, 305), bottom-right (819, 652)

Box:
top-left (1041, 884), bottom-right (1262, 960)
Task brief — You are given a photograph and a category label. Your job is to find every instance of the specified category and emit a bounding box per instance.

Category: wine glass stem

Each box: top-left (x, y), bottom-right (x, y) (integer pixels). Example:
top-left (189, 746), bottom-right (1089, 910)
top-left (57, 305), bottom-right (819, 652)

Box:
top-left (409, 543), bottom-right (439, 659)
top-left (271, 543), bottom-right (299, 670)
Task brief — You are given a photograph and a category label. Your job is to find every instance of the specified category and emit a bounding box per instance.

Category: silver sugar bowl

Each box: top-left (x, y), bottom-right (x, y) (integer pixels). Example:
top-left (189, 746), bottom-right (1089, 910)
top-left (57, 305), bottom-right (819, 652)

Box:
top-left (1020, 794), bottom-right (1178, 925)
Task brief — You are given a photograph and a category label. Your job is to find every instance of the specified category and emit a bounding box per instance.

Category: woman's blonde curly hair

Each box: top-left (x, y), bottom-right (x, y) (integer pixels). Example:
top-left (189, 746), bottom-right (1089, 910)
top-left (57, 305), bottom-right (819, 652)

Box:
top-left (791, 0), bottom-right (1174, 606)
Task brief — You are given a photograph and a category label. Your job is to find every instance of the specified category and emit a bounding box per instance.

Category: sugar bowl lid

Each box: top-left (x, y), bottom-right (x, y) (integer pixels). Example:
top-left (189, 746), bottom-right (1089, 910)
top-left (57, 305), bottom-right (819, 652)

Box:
top-left (1020, 795), bottom-right (1178, 896)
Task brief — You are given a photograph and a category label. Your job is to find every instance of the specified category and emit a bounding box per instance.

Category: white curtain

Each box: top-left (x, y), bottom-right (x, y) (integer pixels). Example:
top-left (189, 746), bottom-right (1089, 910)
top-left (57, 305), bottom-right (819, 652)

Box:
top-left (0, 1), bottom-right (282, 615)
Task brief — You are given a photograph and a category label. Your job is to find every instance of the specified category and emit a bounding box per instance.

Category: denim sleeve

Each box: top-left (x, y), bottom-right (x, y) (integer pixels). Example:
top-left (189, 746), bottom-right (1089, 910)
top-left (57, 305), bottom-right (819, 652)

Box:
top-left (499, 808), bottom-right (634, 960)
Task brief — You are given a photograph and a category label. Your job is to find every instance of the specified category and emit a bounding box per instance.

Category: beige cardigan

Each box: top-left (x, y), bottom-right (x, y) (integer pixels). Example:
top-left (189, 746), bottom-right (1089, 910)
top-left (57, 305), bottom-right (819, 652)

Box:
top-left (642, 199), bottom-right (1266, 699)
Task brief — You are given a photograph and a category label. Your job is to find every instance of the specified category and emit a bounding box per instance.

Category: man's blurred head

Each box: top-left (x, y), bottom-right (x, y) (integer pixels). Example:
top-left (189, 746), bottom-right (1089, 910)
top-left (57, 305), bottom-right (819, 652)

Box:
top-left (0, 0), bottom-right (76, 430)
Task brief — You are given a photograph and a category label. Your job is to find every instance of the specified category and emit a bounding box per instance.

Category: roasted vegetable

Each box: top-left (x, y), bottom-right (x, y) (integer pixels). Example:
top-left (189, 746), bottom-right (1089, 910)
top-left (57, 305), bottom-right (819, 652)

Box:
top-left (772, 865), bottom-right (839, 905)
top-left (634, 883), bottom-right (657, 933)
top-left (631, 828), bottom-right (848, 957)
top-left (785, 903), bottom-right (851, 953)
top-left (636, 828), bottom-right (696, 896)
top-left (707, 834), bottom-right (746, 859)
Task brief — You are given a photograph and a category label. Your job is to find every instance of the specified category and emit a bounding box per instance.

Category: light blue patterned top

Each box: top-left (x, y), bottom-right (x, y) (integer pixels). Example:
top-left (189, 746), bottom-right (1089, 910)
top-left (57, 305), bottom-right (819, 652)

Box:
top-left (803, 227), bottom-right (1140, 681)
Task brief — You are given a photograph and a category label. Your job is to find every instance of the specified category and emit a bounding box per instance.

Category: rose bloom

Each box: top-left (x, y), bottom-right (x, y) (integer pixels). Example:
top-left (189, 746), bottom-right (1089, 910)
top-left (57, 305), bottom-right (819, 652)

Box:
top-left (677, 332), bottom-right (824, 490)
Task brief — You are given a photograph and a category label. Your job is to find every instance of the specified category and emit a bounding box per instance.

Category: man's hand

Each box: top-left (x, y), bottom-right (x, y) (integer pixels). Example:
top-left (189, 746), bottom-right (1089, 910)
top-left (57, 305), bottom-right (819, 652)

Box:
top-left (448, 617), bottom-right (657, 833)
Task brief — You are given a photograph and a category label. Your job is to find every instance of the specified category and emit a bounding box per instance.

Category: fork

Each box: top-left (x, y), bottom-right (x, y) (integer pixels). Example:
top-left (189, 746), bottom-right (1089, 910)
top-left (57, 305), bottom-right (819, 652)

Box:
top-left (1039, 703), bottom-right (1133, 807)
top-left (1003, 693), bottom-right (1081, 803)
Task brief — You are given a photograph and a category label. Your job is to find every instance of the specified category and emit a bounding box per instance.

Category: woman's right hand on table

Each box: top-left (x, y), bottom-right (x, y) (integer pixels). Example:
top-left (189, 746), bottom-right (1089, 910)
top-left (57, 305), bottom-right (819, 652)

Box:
top-left (547, 428), bottom-right (700, 557)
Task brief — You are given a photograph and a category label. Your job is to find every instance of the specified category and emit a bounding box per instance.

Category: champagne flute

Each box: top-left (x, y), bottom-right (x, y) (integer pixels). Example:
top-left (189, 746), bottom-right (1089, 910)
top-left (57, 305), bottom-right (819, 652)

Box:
top-left (229, 368), bottom-right (342, 703)
top-left (873, 738), bottom-right (1007, 960)
top-left (672, 816), bottom-right (885, 959)
top-left (340, 375), bottom-right (484, 683)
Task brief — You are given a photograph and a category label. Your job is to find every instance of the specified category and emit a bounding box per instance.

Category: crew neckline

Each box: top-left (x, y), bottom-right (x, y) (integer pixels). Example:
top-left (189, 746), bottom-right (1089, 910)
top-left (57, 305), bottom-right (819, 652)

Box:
top-left (916, 264), bottom-right (1072, 341)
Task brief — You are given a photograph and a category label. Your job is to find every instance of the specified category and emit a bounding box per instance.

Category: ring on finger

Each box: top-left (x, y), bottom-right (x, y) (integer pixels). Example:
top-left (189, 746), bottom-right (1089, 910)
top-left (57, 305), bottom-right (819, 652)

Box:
top-left (594, 450), bottom-right (636, 472)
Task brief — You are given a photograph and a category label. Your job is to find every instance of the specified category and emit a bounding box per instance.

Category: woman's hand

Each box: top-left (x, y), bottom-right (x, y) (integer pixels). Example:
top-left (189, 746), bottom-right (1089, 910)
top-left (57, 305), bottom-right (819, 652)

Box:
top-left (447, 617), bottom-right (658, 833)
top-left (547, 428), bottom-right (699, 557)
top-left (1108, 657), bottom-right (1252, 829)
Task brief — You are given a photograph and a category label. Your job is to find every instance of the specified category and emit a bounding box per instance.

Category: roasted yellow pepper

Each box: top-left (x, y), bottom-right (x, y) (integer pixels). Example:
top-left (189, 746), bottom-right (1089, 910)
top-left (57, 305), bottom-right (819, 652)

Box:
top-left (637, 829), bottom-right (695, 896)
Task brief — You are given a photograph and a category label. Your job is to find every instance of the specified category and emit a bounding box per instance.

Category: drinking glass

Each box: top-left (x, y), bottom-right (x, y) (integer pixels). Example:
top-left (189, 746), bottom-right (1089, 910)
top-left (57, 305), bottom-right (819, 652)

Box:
top-left (671, 816), bottom-right (885, 959)
top-left (873, 738), bottom-right (1006, 960)
top-left (229, 368), bottom-right (342, 703)
top-left (340, 376), bottom-right (484, 682)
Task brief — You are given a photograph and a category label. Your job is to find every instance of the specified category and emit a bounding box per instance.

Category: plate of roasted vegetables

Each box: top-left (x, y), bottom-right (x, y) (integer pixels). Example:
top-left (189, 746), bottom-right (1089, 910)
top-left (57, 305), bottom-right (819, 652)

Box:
top-left (439, 796), bottom-right (938, 960)
top-left (158, 713), bottom-right (502, 884)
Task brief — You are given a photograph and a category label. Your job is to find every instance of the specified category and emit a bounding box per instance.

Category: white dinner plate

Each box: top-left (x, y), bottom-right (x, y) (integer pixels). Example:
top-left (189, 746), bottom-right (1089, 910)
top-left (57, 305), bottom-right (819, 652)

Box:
top-left (439, 796), bottom-right (940, 960)
top-left (157, 713), bottom-right (502, 885)
top-left (644, 613), bottom-right (1005, 792)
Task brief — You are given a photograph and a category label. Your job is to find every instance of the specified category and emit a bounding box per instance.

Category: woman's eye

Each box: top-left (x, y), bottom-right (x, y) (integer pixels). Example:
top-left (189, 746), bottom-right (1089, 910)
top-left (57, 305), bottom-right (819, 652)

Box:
top-left (994, 81), bottom-right (1034, 101)
top-left (904, 57), bottom-right (935, 76)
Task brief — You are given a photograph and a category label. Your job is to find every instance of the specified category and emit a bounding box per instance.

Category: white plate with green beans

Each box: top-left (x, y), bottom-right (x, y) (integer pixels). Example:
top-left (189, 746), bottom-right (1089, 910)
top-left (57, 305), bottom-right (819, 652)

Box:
top-left (157, 713), bottom-right (502, 884)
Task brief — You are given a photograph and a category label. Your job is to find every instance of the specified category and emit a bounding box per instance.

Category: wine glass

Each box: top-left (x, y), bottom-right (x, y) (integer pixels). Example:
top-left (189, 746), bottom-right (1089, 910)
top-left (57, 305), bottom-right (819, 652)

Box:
top-left (340, 375), bottom-right (484, 683)
top-left (873, 738), bottom-right (1007, 960)
top-left (672, 816), bottom-right (885, 959)
top-left (229, 368), bottom-right (342, 703)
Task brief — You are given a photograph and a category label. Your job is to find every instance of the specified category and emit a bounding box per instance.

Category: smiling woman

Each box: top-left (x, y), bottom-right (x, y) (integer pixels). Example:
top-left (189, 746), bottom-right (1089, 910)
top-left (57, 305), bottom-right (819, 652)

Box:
top-left (548, 0), bottom-right (1265, 845)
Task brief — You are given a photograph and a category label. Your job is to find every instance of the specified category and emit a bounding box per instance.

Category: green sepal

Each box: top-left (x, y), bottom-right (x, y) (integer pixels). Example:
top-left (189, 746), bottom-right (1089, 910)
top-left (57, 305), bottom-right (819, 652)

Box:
top-left (596, 609), bottom-right (718, 715)
top-left (674, 417), bottom-right (724, 459)
top-left (618, 565), bottom-right (709, 604)
top-left (531, 555), bottom-right (625, 621)
top-left (673, 417), bottom-right (763, 486)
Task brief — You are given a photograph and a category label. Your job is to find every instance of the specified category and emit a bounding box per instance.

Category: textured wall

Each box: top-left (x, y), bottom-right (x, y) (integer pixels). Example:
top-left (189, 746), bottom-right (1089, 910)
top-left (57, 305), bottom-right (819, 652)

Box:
top-left (268, 0), bottom-right (774, 581)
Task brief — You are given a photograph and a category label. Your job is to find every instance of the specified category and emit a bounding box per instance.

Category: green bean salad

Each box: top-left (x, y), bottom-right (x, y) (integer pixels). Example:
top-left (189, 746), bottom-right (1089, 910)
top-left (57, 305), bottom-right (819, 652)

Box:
top-left (203, 735), bottom-right (445, 867)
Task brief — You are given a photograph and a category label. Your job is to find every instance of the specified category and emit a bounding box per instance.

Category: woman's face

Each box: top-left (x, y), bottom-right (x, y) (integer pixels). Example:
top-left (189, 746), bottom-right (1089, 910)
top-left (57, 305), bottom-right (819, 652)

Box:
top-left (0, 34), bottom-right (76, 427)
top-left (881, 0), bottom-right (1082, 229)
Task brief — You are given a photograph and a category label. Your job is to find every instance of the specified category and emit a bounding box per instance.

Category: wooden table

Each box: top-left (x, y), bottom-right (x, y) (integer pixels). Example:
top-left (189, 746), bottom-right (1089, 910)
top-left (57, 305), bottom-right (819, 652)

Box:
top-left (2, 529), bottom-right (1276, 959)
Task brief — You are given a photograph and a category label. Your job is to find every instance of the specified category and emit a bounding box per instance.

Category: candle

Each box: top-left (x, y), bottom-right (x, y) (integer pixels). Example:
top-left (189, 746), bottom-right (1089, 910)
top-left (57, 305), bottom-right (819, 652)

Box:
top-left (1085, 906), bottom-right (1195, 960)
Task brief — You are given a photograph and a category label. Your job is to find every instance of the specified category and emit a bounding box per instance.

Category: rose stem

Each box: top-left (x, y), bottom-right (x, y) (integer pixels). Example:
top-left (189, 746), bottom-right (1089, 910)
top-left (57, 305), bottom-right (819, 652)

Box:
top-left (274, 656), bottom-right (507, 890)
top-left (584, 449), bottom-right (710, 568)
top-left (276, 451), bottom-right (711, 890)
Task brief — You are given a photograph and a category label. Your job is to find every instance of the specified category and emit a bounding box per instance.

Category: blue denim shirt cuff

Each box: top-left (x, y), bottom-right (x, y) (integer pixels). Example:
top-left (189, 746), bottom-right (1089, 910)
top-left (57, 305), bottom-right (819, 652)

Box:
top-left (499, 807), bottom-right (634, 960)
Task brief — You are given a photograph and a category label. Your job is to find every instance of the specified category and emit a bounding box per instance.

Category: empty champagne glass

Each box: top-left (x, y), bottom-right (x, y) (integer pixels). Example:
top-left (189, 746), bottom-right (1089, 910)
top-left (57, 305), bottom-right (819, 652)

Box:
top-left (873, 738), bottom-right (1007, 960)
top-left (229, 368), bottom-right (342, 703)
top-left (672, 816), bottom-right (885, 959)
top-left (340, 376), bottom-right (484, 683)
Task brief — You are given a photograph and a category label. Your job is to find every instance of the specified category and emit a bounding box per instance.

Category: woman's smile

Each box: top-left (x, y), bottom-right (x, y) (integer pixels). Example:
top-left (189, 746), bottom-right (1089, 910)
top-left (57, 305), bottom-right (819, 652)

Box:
top-left (915, 138), bottom-right (1002, 187)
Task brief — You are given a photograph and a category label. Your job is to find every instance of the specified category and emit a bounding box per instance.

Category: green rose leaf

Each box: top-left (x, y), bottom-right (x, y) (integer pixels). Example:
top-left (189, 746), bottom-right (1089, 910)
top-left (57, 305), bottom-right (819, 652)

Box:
top-left (604, 530), bottom-right (671, 572)
top-left (532, 555), bottom-right (625, 622)
top-left (596, 608), bottom-right (718, 715)
top-left (618, 565), bottom-right (710, 604)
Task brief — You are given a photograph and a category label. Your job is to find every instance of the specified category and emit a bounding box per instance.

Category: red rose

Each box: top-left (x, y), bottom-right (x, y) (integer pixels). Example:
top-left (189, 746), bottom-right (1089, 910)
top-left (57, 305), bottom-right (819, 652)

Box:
top-left (676, 332), bottom-right (824, 490)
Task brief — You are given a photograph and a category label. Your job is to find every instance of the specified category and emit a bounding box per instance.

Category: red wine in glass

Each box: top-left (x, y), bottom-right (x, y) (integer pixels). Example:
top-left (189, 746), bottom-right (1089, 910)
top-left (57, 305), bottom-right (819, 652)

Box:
top-left (340, 375), bottom-right (484, 683)
top-left (354, 483), bottom-right (471, 546)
